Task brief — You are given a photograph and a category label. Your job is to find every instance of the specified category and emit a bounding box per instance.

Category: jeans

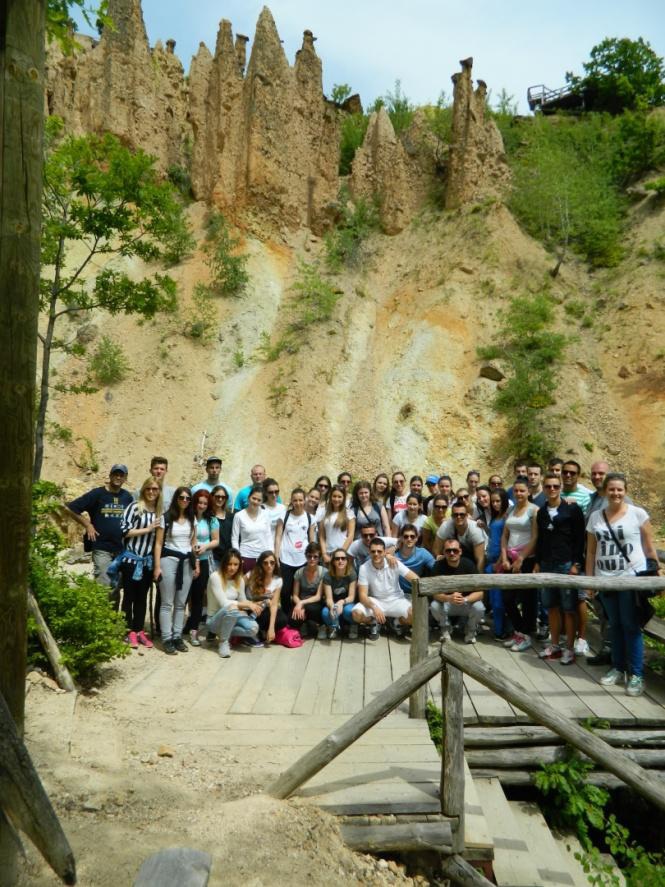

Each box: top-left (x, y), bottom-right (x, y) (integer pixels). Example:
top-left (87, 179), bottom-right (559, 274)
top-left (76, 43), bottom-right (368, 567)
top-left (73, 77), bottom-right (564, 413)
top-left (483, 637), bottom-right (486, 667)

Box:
top-left (206, 606), bottom-right (258, 642)
top-left (93, 548), bottom-right (121, 610)
top-left (159, 556), bottom-right (193, 641)
top-left (322, 602), bottom-right (355, 627)
top-left (484, 561), bottom-right (506, 636)
top-left (431, 599), bottom-right (485, 635)
top-left (185, 559), bottom-right (210, 633)
top-left (599, 591), bottom-right (643, 677)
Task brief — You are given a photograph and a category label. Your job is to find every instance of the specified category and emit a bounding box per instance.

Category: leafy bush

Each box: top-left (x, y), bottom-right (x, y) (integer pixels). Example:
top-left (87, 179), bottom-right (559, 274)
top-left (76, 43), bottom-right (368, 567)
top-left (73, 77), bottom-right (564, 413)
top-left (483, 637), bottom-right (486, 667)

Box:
top-left (289, 263), bottom-right (341, 329)
top-left (325, 197), bottom-right (379, 269)
top-left (203, 212), bottom-right (249, 297)
top-left (534, 750), bottom-right (608, 847)
top-left (426, 700), bottom-right (444, 754)
top-left (167, 163), bottom-right (192, 198)
top-left (88, 336), bottom-right (130, 385)
top-left (184, 283), bottom-right (217, 342)
top-left (610, 111), bottom-right (665, 186)
top-left (339, 112), bottom-right (369, 176)
top-left (372, 80), bottom-right (415, 135)
top-left (645, 176), bottom-right (665, 196)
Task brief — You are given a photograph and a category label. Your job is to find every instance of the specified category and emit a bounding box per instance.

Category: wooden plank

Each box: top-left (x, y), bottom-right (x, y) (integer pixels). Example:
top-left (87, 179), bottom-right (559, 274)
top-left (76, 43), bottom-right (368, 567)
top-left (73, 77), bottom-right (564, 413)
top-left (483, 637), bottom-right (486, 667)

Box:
top-left (292, 637), bottom-right (343, 715)
top-left (542, 652), bottom-right (636, 725)
top-left (196, 712), bottom-right (421, 732)
top-left (299, 762), bottom-right (441, 793)
top-left (340, 821), bottom-right (453, 853)
top-left (464, 725), bottom-right (665, 748)
top-left (467, 746), bottom-right (665, 768)
top-left (305, 780), bottom-right (441, 815)
top-left (410, 578), bottom-right (429, 717)
top-left (576, 656), bottom-right (665, 725)
top-left (509, 800), bottom-right (581, 886)
top-left (389, 636), bottom-right (414, 716)
top-left (363, 635), bottom-right (394, 707)
top-left (228, 647), bottom-right (280, 714)
top-left (463, 760), bottom-right (492, 852)
top-left (442, 664), bottom-right (465, 852)
top-left (473, 777), bottom-right (540, 885)
top-left (461, 645), bottom-right (516, 723)
top-left (553, 830), bottom-right (622, 887)
top-left (506, 646), bottom-right (594, 721)
top-left (474, 638), bottom-right (543, 722)
top-left (331, 637), bottom-right (365, 715)
top-left (252, 640), bottom-right (313, 714)
top-left (471, 769), bottom-right (665, 790)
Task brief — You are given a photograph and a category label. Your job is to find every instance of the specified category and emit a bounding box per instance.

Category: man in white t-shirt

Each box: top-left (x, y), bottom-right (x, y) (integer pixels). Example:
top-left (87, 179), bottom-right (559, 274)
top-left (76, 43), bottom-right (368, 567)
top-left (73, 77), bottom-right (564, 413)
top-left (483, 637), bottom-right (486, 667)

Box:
top-left (352, 539), bottom-right (417, 639)
top-left (348, 525), bottom-right (397, 571)
top-left (192, 457), bottom-right (234, 507)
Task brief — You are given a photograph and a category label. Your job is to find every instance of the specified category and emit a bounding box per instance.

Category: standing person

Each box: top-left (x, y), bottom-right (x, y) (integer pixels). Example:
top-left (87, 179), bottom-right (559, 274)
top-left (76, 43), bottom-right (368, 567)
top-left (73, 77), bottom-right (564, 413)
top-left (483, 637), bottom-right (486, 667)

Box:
top-left (318, 484), bottom-right (355, 565)
top-left (206, 548), bottom-right (263, 657)
top-left (153, 487), bottom-right (198, 655)
top-left (561, 460), bottom-right (592, 515)
top-left (184, 490), bottom-right (219, 646)
top-left (453, 488), bottom-right (474, 517)
top-left (431, 542), bottom-right (485, 644)
top-left (499, 476), bottom-right (538, 653)
top-left (586, 473), bottom-right (659, 697)
top-left (322, 548), bottom-right (358, 639)
top-left (231, 485), bottom-right (273, 573)
top-left (485, 488), bottom-right (510, 639)
top-left (135, 456), bottom-right (176, 511)
top-left (548, 457), bottom-right (564, 478)
top-left (305, 486), bottom-right (321, 518)
top-left (64, 464), bottom-right (134, 608)
top-left (352, 481), bottom-right (390, 538)
top-left (209, 484), bottom-right (233, 567)
top-left (262, 478), bottom-right (287, 544)
top-left (372, 473), bottom-right (391, 508)
top-left (290, 542), bottom-right (325, 638)
top-left (422, 495), bottom-right (449, 554)
top-left (337, 471), bottom-right (353, 505)
top-left (474, 485), bottom-right (492, 529)
top-left (410, 476), bottom-right (424, 497)
top-left (506, 459), bottom-right (528, 502)
top-left (387, 471), bottom-right (408, 519)
top-left (391, 494), bottom-right (426, 538)
top-left (423, 474), bottom-right (440, 513)
top-left (585, 460), bottom-right (619, 666)
top-left (245, 551), bottom-right (288, 645)
top-left (274, 488), bottom-right (315, 611)
top-left (352, 539), bottom-right (417, 639)
top-left (314, 475), bottom-right (333, 510)
top-left (466, 470), bottom-right (481, 502)
top-left (527, 463), bottom-right (546, 507)
top-left (535, 474), bottom-right (586, 665)
top-left (434, 502), bottom-right (486, 572)
top-left (234, 464), bottom-right (267, 512)
top-left (118, 478), bottom-right (161, 649)
top-left (192, 456), bottom-right (234, 508)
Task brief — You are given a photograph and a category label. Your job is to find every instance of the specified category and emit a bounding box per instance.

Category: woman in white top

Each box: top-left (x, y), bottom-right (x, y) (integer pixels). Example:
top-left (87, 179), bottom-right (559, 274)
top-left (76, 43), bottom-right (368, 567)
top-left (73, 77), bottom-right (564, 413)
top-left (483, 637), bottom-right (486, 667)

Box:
top-left (274, 487), bottom-right (315, 611)
top-left (231, 484), bottom-right (273, 573)
top-left (206, 548), bottom-right (263, 657)
top-left (318, 484), bottom-right (355, 565)
top-left (499, 476), bottom-right (539, 653)
top-left (262, 477), bottom-right (287, 542)
top-left (245, 551), bottom-right (287, 644)
top-left (391, 493), bottom-right (426, 538)
top-left (372, 473), bottom-right (390, 508)
top-left (153, 486), bottom-right (199, 655)
top-left (586, 473), bottom-right (659, 697)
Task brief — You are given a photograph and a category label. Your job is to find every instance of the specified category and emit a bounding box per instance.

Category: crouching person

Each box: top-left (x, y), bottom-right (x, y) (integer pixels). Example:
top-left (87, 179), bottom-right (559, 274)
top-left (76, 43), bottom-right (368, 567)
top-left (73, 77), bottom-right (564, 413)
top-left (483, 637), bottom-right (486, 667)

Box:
top-left (206, 548), bottom-right (263, 657)
top-left (352, 538), bottom-right (417, 639)
top-left (431, 541), bottom-right (485, 644)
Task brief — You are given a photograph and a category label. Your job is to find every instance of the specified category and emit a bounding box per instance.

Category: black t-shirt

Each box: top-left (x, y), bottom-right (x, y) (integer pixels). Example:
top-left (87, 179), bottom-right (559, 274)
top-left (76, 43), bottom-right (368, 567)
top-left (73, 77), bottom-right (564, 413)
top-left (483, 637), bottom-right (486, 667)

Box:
top-left (431, 556), bottom-right (477, 596)
top-left (67, 486), bottom-right (134, 553)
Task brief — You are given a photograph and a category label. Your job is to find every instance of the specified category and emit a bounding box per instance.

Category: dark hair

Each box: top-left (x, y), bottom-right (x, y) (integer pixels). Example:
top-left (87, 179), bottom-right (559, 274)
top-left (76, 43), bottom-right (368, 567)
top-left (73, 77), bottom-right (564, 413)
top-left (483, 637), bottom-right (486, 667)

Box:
top-left (314, 475), bottom-right (332, 501)
top-left (391, 471), bottom-right (406, 484)
top-left (369, 537), bottom-right (386, 549)
top-left (400, 522), bottom-right (419, 537)
top-left (513, 458), bottom-right (528, 471)
top-left (150, 455), bottom-right (168, 469)
top-left (438, 475), bottom-right (453, 486)
top-left (543, 472), bottom-right (561, 484)
top-left (410, 475), bottom-right (423, 485)
top-left (466, 470), bottom-right (480, 481)
top-left (489, 488), bottom-right (510, 519)
top-left (208, 484), bottom-right (230, 519)
top-left (548, 457), bottom-right (564, 468)
top-left (305, 541), bottom-right (321, 557)
top-left (602, 472), bottom-right (627, 491)
top-left (562, 460), bottom-right (582, 474)
top-left (247, 483), bottom-right (264, 503)
top-left (352, 480), bottom-right (373, 510)
top-left (452, 501), bottom-right (468, 514)
top-left (527, 462), bottom-right (543, 472)
top-left (329, 547), bottom-right (352, 577)
top-left (337, 470), bottom-right (352, 483)
top-left (248, 550), bottom-right (281, 596)
top-left (513, 475), bottom-right (529, 488)
top-left (263, 477), bottom-right (279, 495)
top-left (406, 493), bottom-right (422, 509)
top-left (165, 486), bottom-right (194, 529)
top-left (432, 495), bottom-right (449, 508)
top-left (220, 547), bottom-right (243, 577)
top-left (372, 473), bottom-right (390, 499)
top-left (290, 486), bottom-right (306, 500)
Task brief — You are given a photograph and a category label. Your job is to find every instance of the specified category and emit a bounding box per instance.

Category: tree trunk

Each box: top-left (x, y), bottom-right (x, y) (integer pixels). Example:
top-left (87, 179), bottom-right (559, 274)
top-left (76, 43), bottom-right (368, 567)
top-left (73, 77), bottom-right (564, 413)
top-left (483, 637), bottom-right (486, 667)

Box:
top-left (33, 291), bottom-right (58, 482)
top-left (0, 1), bottom-right (44, 882)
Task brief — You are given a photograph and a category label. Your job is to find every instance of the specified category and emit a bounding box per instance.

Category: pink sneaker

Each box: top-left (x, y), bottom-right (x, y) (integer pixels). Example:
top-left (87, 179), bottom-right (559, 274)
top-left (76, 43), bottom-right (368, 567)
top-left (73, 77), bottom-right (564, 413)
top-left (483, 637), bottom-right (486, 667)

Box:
top-left (137, 631), bottom-right (153, 649)
top-left (127, 631), bottom-right (139, 649)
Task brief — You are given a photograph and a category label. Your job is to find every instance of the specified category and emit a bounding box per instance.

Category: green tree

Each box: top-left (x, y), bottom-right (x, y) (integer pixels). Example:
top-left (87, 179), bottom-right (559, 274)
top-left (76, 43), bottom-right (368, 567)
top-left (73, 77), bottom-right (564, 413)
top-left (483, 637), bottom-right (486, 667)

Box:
top-left (35, 119), bottom-right (191, 480)
top-left (331, 83), bottom-right (352, 105)
top-left (372, 79), bottom-right (415, 134)
top-left (567, 37), bottom-right (665, 113)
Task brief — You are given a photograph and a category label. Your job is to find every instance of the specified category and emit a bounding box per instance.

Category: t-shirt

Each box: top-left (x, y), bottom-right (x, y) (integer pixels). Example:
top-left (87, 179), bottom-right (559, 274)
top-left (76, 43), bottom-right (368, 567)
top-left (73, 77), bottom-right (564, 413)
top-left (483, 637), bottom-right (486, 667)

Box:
top-left (319, 509), bottom-right (354, 554)
top-left (529, 491), bottom-right (547, 508)
top-left (134, 483), bottom-right (175, 513)
top-left (389, 494), bottom-right (408, 517)
top-left (192, 479), bottom-right (235, 509)
top-left (354, 504), bottom-right (384, 536)
top-left (160, 516), bottom-right (194, 554)
top-left (247, 576), bottom-right (283, 608)
top-left (294, 565), bottom-right (324, 600)
top-left (393, 511), bottom-right (426, 533)
top-left (323, 568), bottom-right (358, 602)
top-left (67, 486), bottom-right (134, 553)
top-left (562, 484), bottom-right (592, 516)
top-left (586, 505), bottom-right (650, 577)
top-left (207, 572), bottom-right (247, 612)
top-left (431, 555), bottom-right (478, 597)
top-left (264, 502), bottom-right (287, 539)
top-left (279, 510), bottom-right (313, 567)
top-left (348, 536), bottom-right (398, 570)
top-left (436, 518), bottom-right (486, 556)
top-left (195, 516), bottom-right (220, 562)
top-left (358, 558), bottom-right (409, 601)
top-left (231, 509), bottom-right (273, 558)
top-left (503, 503), bottom-right (538, 549)
top-left (395, 546), bottom-right (435, 593)
top-left (121, 502), bottom-right (157, 559)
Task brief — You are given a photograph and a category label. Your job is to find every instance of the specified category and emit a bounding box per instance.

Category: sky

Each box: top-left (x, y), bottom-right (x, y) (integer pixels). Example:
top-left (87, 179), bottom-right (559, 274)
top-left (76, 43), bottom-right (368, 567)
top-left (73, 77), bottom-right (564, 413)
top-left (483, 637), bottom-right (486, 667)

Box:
top-left (73, 1), bottom-right (665, 114)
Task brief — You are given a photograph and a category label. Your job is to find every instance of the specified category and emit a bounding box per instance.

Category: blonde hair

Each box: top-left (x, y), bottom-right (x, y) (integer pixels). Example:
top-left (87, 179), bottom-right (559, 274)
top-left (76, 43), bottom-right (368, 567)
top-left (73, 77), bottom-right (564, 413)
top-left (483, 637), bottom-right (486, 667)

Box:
top-left (137, 476), bottom-right (163, 516)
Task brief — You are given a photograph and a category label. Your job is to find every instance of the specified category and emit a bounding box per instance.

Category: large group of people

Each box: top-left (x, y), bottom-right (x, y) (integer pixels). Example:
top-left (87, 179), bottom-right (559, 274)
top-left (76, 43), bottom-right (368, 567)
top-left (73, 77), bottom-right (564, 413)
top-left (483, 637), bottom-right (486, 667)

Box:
top-left (64, 454), bottom-right (660, 697)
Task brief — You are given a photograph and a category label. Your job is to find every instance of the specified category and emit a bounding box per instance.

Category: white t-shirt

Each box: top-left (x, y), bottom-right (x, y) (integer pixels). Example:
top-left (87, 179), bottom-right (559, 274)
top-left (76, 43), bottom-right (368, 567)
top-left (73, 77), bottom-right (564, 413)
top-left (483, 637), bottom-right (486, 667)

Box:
top-left (264, 502), bottom-right (287, 539)
top-left (319, 508), bottom-right (354, 554)
top-left (587, 505), bottom-right (649, 577)
top-left (207, 572), bottom-right (247, 612)
top-left (348, 536), bottom-right (398, 568)
top-left (393, 512), bottom-right (426, 533)
top-left (279, 511), bottom-right (313, 567)
top-left (247, 576), bottom-right (283, 608)
top-left (503, 504), bottom-right (538, 549)
top-left (232, 509), bottom-right (273, 558)
top-left (160, 516), bottom-right (193, 553)
top-left (358, 558), bottom-right (409, 602)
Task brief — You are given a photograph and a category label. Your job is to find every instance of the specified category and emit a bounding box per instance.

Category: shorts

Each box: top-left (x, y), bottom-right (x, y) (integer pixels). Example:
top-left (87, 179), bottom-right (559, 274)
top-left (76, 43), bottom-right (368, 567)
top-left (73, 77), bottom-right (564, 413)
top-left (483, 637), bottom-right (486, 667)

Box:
top-left (353, 596), bottom-right (411, 620)
top-left (541, 587), bottom-right (578, 612)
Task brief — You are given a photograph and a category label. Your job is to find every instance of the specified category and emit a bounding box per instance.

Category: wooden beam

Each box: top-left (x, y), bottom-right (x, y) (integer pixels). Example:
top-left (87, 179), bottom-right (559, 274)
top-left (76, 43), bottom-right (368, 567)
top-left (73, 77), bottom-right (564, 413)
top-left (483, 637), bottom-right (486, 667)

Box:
top-left (438, 643), bottom-right (665, 812)
top-left (268, 653), bottom-right (443, 799)
top-left (466, 746), bottom-right (665, 769)
top-left (27, 590), bottom-right (76, 693)
top-left (417, 574), bottom-right (665, 595)
top-left (440, 853), bottom-right (495, 886)
top-left (442, 664), bottom-right (465, 853)
top-left (464, 725), bottom-right (665, 748)
top-left (474, 768), bottom-right (665, 790)
top-left (340, 821), bottom-right (453, 854)
top-left (409, 578), bottom-right (429, 719)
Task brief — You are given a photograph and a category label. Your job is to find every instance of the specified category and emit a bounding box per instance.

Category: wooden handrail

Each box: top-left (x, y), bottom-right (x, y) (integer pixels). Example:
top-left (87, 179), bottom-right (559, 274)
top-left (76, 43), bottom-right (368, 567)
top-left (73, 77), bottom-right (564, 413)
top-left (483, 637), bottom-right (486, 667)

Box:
top-left (417, 573), bottom-right (665, 595)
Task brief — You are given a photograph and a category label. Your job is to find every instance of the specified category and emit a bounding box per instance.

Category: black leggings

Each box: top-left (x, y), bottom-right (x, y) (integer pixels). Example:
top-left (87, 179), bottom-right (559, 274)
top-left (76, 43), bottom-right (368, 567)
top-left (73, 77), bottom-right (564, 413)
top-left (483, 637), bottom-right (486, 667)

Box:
top-left (289, 599), bottom-right (324, 630)
top-left (502, 557), bottom-right (537, 634)
top-left (257, 606), bottom-right (288, 636)
top-left (120, 563), bottom-right (152, 632)
top-left (279, 562), bottom-right (303, 612)
top-left (185, 559), bottom-right (210, 633)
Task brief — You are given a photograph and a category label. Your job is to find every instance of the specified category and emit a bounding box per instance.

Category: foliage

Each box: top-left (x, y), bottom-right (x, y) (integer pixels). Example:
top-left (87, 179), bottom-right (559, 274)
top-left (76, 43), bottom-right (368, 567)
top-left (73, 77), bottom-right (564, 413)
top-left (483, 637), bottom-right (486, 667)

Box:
top-left (567, 37), bottom-right (665, 113)
top-left (233, 348), bottom-right (246, 370)
top-left (29, 482), bottom-right (128, 681)
top-left (325, 197), bottom-right (379, 269)
top-left (493, 88), bottom-right (518, 116)
top-left (256, 331), bottom-right (296, 362)
top-left (339, 112), bottom-right (369, 176)
top-left (46, 0), bottom-right (111, 53)
top-left (478, 290), bottom-right (565, 462)
top-left (46, 422), bottom-right (73, 444)
top-left (331, 83), bottom-right (352, 105)
top-left (610, 111), bottom-right (665, 186)
top-left (645, 176), bottom-right (665, 196)
top-left (73, 437), bottom-right (100, 473)
top-left (534, 750), bottom-right (608, 847)
top-left (372, 80), bottom-right (415, 134)
top-left (426, 700), bottom-right (444, 754)
top-left (202, 212), bottom-right (249, 297)
top-left (87, 335), bottom-right (130, 385)
top-left (167, 163), bottom-right (192, 200)
top-left (184, 283), bottom-right (217, 342)
top-left (423, 91), bottom-right (453, 145)
top-left (289, 263), bottom-right (342, 330)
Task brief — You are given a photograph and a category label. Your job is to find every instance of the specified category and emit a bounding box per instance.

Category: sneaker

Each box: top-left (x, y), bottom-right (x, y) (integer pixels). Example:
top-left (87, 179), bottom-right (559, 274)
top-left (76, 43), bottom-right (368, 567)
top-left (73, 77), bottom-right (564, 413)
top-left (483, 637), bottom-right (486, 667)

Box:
top-left (218, 641), bottom-right (231, 658)
top-left (440, 630), bottom-right (452, 642)
top-left (600, 668), bottom-right (625, 686)
top-left (587, 649), bottom-right (612, 667)
top-left (126, 631), bottom-right (139, 649)
top-left (464, 632), bottom-right (477, 645)
top-left (504, 632), bottom-right (522, 648)
top-left (368, 622), bottom-right (379, 640)
top-left (243, 636), bottom-right (264, 648)
top-left (163, 640), bottom-right (177, 655)
top-left (348, 624), bottom-right (359, 640)
top-left (536, 624), bottom-right (550, 641)
top-left (626, 675), bottom-right (644, 697)
top-left (206, 632), bottom-right (216, 643)
top-left (511, 634), bottom-right (532, 653)
top-left (137, 631), bottom-right (153, 649)
top-left (189, 631), bottom-right (201, 647)
top-left (317, 625), bottom-right (328, 640)
top-left (327, 625), bottom-right (339, 640)
top-left (574, 638), bottom-right (590, 656)
top-left (538, 644), bottom-right (562, 660)
top-left (173, 637), bottom-right (188, 653)
top-left (561, 649), bottom-right (575, 665)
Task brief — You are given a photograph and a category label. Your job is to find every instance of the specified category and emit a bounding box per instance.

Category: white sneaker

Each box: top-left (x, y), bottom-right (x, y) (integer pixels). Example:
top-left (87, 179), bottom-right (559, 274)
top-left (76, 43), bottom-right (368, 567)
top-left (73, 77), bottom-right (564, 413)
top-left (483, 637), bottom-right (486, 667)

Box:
top-left (218, 641), bottom-right (231, 658)
top-left (464, 632), bottom-right (477, 645)
top-left (561, 648), bottom-right (575, 665)
top-left (574, 638), bottom-right (590, 656)
top-left (440, 630), bottom-right (452, 642)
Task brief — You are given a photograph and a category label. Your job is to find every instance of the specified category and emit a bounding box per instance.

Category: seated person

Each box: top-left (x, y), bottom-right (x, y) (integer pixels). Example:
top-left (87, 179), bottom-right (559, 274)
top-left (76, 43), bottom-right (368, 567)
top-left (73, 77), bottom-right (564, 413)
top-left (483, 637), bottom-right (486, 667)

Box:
top-left (431, 541), bottom-right (485, 644)
top-left (352, 539), bottom-right (417, 639)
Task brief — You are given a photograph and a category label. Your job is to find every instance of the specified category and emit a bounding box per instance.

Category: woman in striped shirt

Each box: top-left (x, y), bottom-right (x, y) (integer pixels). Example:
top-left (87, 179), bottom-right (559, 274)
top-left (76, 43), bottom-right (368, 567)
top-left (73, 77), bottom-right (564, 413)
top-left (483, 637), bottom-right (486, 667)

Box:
top-left (120, 478), bottom-right (162, 649)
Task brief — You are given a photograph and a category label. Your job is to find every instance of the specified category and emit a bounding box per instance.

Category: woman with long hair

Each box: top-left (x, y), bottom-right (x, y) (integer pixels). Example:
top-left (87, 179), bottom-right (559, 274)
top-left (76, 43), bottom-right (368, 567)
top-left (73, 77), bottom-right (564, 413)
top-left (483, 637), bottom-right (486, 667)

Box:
top-left (119, 477), bottom-right (162, 649)
top-left (231, 484), bottom-right (272, 573)
top-left (586, 473), bottom-right (659, 697)
top-left (321, 548), bottom-right (358, 639)
top-left (206, 548), bottom-right (263, 657)
top-left (290, 541), bottom-right (325, 638)
top-left (318, 484), bottom-right (355, 565)
top-left (422, 495), bottom-right (449, 554)
top-left (352, 481), bottom-right (390, 538)
top-left (153, 486), bottom-right (199, 655)
top-left (209, 484), bottom-right (233, 567)
top-left (274, 487), bottom-right (315, 611)
top-left (372, 473), bottom-right (390, 508)
top-left (313, 475), bottom-right (332, 511)
top-left (391, 493), bottom-right (425, 538)
top-left (454, 487), bottom-right (474, 517)
top-left (500, 476), bottom-right (539, 653)
top-left (184, 489), bottom-right (219, 646)
top-left (262, 477), bottom-right (286, 544)
top-left (485, 487), bottom-right (510, 639)
top-left (245, 551), bottom-right (288, 644)
top-left (474, 485), bottom-right (492, 530)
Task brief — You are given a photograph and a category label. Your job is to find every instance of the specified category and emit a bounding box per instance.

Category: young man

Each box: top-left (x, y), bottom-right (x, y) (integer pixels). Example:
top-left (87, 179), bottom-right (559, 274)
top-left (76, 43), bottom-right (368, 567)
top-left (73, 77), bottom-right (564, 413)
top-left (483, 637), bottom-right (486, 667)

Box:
top-left (534, 473), bottom-right (586, 664)
top-left (423, 474), bottom-right (439, 512)
top-left (64, 464), bottom-right (134, 608)
top-left (395, 524), bottom-right (435, 594)
top-left (234, 464), bottom-right (266, 512)
top-left (506, 460), bottom-right (528, 501)
top-left (527, 463), bottom-right (546, 507)
top-left (348, 525), bottom-right (397, 572)
top-left (548, 457), bottom-right (564, 478)
top-left (433, 503), bottom-right (486, 571)
top-left (192, 456), bottom-right (234, 506)
top-left (352, 539), bottom-right (417, 639)
top-left (430, 541), bottom-right (484, 643)
top-left (136, 455), bottom-right (175, 511)
top-left (561, 460), bottom-right (592, 515)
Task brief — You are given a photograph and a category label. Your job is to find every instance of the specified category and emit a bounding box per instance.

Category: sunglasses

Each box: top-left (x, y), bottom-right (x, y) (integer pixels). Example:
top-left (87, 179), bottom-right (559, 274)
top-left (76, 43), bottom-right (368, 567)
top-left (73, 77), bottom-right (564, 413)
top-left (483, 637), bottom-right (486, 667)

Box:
top-left (214, 494), bottom-right (227, 500)
top-left (457, 494), bottom-right (469, 500)
top-left (544, 483), bottom-right (561, 490)
top-left (267, 489), bottom-right (279, 495)
top-left (361, 534), bottom-right (375, 540)
top-left (145, 487), bottom-right (160, 492)
top-left (562, 469), bottom-right (578, 476)
top-left (263, 559), bottom-right (276, 566)
top-left (333, 555), bottom-right (348, 561)
top-left (445, 548), bottom-right (461, 554)
top-left (402, 534), bottom-right (417, 540)
top-left (453, 512), bottom-right (467, 518)
top-left (317, 483), bottom-right (330, 489)
top-left (433, 504), bottom-right (447, 510)
top-left (178, 494), bottom-right (191, 501)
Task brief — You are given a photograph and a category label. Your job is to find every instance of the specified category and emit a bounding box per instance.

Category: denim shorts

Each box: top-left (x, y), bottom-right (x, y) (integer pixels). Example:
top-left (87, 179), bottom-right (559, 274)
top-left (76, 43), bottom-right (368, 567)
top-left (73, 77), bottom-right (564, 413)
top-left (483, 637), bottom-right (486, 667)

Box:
top-left (540, 561), bottom-right (577, 612)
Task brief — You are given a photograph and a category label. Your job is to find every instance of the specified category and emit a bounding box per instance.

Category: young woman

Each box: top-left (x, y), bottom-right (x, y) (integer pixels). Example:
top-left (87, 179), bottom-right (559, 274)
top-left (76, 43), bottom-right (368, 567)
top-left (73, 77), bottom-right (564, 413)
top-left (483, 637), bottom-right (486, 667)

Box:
top-left (352, 481), bottom-right (390, 538)
top-left (388, 471), bottom-right (408, 518)
top-left (274, 487), bottom-right (316, 611)
top-left (206, 548), bottom-right (264, 656)
top-left (231, 484), bottom-right (273, 573)
top-left (485, 487), bottom-right (510, 639)
top-left (290, 542), bottom-right (325, 638)
top-left (209, 484), bottom-right (233, 568)
top-left (466, 470), bottom-right (481, 501)
top-left (245, 551), bottom-right (287, 644)
top-left (500, 477), bottom-right (539, 653)
top-left (119, 477), bottom-right (162, 649)
top-left (262, 478), bottom-right (287, 544)
top-left (337, 471), bottom-right (353, 506)
top-left (184, 490), bottom-right (219, 646)
top-left (586, 473), bottom-right (659, 697)
top-left (391, 493), bottom-right (426, 538)
top-left (314, 475), bottom-right (332, 510)
top-left (422, 495), bottom-right (449, 554)
top-left (474, 485), bottom-right (492, 530)
top-left (318, 484), bottom-right (355, 565)
top-left (153, 486), bottom-right (199, 655)
top-left (321, 548), bottom-right (358, 639)
top-left (454, 488), bottom-right (474, 517)
top-left (372, 473), bottom-right (390, 508)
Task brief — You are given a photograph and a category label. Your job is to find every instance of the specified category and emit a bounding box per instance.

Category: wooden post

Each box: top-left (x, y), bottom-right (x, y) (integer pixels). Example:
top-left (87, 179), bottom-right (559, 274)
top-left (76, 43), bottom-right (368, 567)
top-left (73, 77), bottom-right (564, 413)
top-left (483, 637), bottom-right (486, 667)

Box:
top-left (27, 590), bottom-right (76, 692)
top-left (269, 653), bottom-right (443, 799)
top-left (409, 578), bottom-right (429, 719)
top-left (438, 642), bottom-right (665, 813)
top-left (441, 854), bottom-right (494, 886)
top-left (441, 661), bottom-right (465, 853)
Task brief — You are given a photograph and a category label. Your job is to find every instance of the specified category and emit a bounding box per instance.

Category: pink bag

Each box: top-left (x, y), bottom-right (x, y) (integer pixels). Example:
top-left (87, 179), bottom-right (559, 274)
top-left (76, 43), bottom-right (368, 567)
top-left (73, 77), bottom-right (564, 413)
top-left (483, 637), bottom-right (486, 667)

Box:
top-left (274, 627), bottom-right (303, 648)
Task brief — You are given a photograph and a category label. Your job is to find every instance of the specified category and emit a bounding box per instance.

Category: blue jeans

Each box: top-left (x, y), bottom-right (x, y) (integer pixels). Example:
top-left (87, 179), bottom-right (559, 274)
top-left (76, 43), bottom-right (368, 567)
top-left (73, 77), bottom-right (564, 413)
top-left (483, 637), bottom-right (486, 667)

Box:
top-left (599, 591), bottom-right (643, 677)
top-left (206, 607), bottom-right (258, 641)
top-left (484, 561), bottom-right (506, 636)
top-left (322, 603), bottom-right (355, 627)
top-left (540, 561), bottom-right (577, 612)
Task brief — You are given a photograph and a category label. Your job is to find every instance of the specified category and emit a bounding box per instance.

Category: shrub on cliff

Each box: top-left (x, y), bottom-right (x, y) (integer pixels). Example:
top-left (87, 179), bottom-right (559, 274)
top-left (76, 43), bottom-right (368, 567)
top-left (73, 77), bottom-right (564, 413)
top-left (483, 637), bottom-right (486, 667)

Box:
top-left (202, 212), bottom-right (249, 297)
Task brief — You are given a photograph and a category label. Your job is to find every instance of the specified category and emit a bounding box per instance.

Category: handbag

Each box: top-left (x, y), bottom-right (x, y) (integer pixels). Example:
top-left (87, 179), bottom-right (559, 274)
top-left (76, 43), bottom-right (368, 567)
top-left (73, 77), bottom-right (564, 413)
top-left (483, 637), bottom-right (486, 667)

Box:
top-left (274, 626), bottom-right (303, 648)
